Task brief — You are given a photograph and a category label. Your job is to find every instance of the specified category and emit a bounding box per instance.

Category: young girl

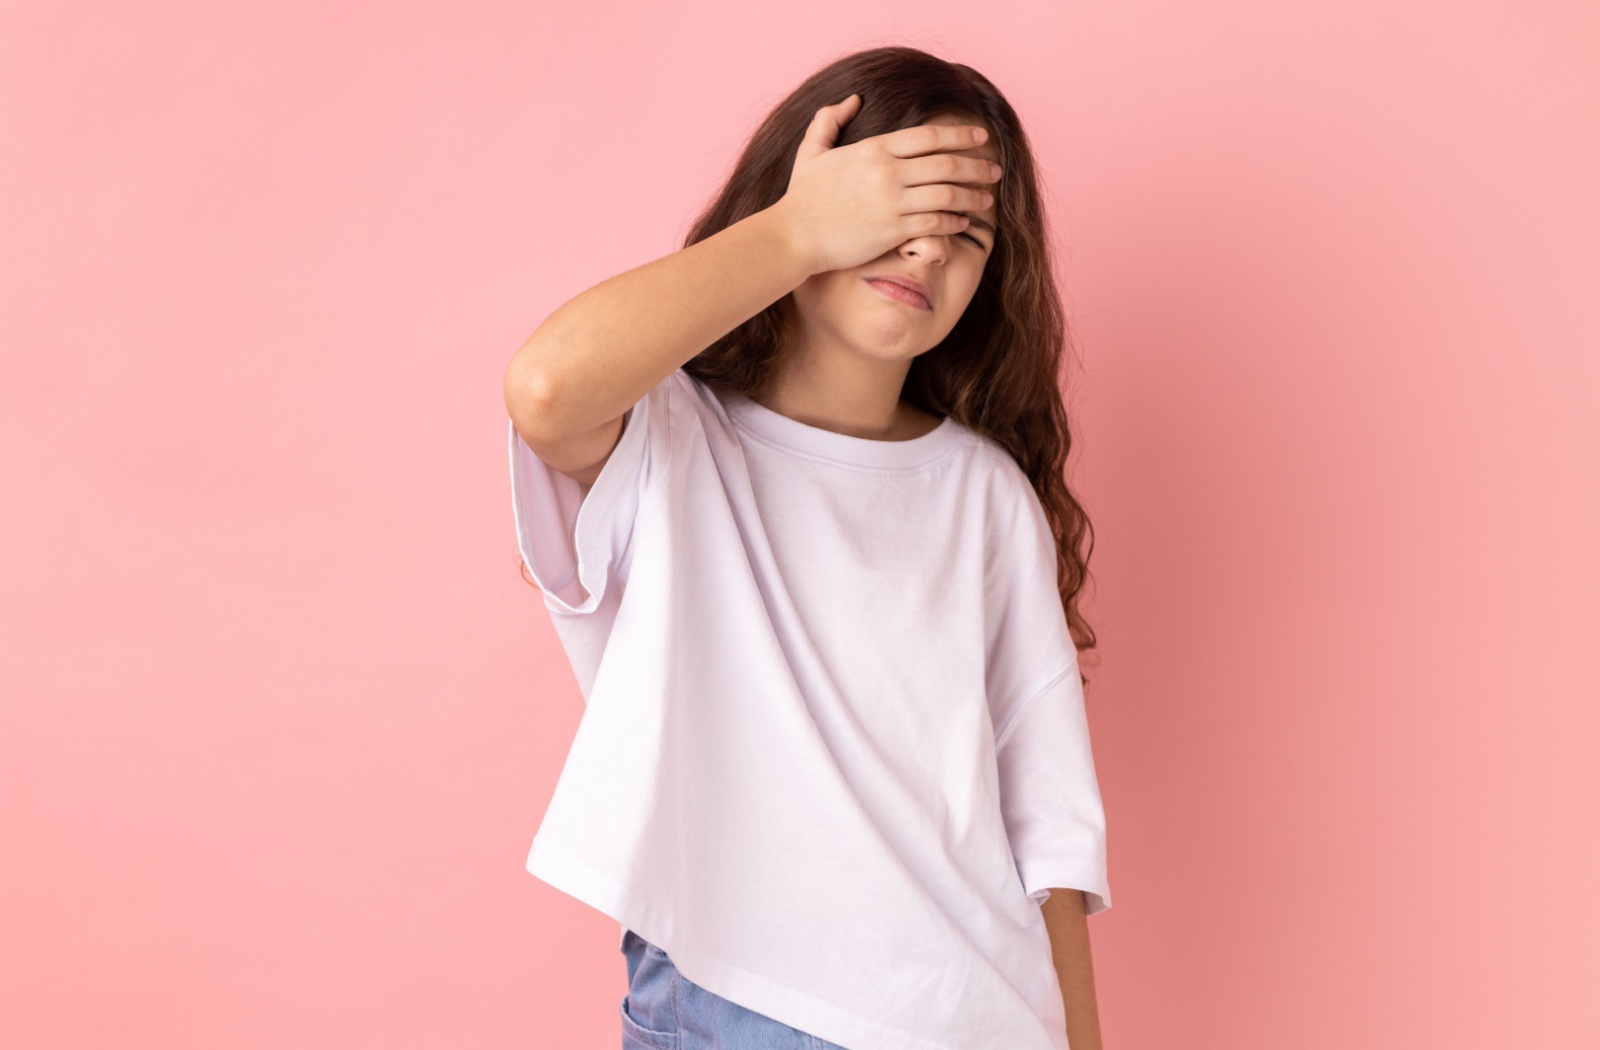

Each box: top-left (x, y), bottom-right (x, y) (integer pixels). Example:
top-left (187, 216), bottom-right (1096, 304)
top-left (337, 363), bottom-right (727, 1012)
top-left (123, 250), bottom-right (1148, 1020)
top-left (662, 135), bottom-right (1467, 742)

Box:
top-left (504, 46), bottom-right (1111, 1050)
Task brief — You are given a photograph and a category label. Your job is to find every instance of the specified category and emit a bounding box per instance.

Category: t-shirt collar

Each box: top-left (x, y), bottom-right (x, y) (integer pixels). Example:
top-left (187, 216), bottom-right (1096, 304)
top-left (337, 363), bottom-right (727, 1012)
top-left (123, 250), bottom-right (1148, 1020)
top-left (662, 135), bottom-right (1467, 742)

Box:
top-left (719, 389), bottom-right (966, 469)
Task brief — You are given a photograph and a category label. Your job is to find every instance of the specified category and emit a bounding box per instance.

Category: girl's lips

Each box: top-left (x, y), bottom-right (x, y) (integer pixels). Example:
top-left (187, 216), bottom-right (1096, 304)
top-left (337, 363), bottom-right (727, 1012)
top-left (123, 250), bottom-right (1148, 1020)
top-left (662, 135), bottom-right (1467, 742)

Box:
top-left (866, 277), bottom-right (932, 311)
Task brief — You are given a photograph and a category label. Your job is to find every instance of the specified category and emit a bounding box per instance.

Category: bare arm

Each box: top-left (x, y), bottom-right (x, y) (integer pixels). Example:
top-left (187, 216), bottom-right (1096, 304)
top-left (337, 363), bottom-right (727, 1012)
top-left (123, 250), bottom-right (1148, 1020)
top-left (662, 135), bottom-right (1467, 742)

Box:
top-left (501, 205), bottom-right (814, 483)
top-left (1041, 888), bottom-right (1103, 1049)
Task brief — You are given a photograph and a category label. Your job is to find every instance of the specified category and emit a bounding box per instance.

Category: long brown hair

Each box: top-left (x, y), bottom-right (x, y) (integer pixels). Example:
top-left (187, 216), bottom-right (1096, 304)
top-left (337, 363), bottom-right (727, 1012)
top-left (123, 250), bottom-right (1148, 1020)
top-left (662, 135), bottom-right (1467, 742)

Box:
top-left (678, 46), bottom-right (1099, 659)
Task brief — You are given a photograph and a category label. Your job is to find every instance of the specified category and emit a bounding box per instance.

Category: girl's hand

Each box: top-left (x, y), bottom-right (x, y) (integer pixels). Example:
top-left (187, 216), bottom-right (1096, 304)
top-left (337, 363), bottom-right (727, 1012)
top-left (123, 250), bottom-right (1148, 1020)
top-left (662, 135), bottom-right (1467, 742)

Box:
top-left (770, 93), bottom-right (1001, 276)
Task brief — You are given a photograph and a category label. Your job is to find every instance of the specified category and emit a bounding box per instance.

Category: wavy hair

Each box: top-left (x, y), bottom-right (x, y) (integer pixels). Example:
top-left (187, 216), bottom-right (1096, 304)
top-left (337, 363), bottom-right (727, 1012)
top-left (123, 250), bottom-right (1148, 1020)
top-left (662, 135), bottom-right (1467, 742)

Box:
top-left (673, 46), bottom-right (1099, 660)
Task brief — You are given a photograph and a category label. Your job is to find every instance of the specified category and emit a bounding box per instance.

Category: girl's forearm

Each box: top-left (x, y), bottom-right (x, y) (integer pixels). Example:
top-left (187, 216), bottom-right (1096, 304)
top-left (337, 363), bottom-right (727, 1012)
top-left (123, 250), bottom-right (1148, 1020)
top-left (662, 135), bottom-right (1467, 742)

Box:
top-left (1041, 888), bottom-right (1103, 1049)
top-left (504, 204), bottom-right (815, 444)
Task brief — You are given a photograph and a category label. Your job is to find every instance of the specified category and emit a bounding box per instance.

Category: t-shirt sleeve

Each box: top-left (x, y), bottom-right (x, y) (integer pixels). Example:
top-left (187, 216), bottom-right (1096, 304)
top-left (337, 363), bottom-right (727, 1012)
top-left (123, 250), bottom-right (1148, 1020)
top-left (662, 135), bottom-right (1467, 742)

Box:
top-left (507, 371), bottom-right (670, 617)
top-left (993, 658), bottom-right (1112, 915)
top-left (984, 457), bottom-right (1112, 915)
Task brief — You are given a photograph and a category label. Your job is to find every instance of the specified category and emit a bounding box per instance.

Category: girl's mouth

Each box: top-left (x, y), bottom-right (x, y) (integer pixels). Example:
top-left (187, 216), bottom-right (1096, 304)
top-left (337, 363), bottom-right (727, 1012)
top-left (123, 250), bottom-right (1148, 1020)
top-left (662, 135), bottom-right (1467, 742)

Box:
top-left (866, 278), bottom-right (932, 311)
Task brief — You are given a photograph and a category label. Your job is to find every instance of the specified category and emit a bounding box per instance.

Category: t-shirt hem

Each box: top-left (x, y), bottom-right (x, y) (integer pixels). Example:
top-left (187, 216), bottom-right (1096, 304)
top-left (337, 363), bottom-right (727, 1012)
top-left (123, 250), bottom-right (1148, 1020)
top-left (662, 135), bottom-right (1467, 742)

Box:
top-left (526, 834), bottom-right (958, 1050)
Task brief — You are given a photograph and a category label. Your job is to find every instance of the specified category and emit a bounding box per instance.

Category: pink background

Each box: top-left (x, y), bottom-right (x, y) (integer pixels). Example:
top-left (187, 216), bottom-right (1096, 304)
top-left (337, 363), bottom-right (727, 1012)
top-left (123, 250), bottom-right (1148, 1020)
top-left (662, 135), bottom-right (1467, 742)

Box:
top-left (4, 2), bottom-right (1596, 1047)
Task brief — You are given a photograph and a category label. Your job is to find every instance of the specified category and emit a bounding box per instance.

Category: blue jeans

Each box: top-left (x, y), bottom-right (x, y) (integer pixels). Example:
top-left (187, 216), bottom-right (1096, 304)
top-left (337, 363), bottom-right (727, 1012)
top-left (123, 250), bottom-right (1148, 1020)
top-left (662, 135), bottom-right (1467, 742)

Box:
top-left (620, 929), bottom-right (849, 1050)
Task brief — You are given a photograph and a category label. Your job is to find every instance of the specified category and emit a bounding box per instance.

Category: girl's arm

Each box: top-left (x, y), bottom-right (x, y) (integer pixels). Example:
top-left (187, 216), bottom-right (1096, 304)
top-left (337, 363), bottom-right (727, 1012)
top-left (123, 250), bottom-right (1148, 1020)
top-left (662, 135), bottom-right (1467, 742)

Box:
top-left (1041, 888), bottom-right (1104, 1049)
top-left (503, 205), bottom-right (815, 481)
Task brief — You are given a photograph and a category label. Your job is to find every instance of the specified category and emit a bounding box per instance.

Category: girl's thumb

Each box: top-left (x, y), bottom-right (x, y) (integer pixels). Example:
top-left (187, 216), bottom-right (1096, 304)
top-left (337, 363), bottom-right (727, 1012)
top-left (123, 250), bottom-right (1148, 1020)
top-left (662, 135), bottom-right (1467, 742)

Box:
top-left (796, 93), bottom-right (860, 160)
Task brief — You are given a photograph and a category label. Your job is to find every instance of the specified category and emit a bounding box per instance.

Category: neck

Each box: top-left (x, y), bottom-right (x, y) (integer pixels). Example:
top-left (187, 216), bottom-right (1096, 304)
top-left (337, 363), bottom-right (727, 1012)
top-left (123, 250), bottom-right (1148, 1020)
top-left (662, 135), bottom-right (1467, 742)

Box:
top-left (759, 347), bottom-right (934, 441)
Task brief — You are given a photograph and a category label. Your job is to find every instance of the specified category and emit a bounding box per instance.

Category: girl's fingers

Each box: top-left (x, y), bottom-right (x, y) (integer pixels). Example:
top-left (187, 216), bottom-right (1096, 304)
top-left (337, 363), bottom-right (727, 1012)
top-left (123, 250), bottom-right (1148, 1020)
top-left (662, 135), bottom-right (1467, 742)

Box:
top-left (900, 182), bottom-right (994, 221)
top-left (897, 152), bottom-right (1002, 191)
top-left (882, 122), bottom-right (989, 159)
top-left (899, 209), bottom-right (973, 240)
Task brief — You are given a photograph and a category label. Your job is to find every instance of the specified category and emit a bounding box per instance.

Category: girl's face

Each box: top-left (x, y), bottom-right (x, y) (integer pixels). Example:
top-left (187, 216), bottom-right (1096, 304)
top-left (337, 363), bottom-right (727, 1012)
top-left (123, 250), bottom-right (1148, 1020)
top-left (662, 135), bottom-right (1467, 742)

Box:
top-left (790, 115), bottom-right (1000, 366)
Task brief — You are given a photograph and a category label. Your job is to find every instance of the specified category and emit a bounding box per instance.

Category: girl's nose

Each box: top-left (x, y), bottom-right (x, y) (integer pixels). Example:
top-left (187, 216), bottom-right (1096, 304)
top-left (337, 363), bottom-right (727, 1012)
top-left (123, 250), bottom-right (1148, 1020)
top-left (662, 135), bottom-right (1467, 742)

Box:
top-left (898, 235), bottom-right (947, 264)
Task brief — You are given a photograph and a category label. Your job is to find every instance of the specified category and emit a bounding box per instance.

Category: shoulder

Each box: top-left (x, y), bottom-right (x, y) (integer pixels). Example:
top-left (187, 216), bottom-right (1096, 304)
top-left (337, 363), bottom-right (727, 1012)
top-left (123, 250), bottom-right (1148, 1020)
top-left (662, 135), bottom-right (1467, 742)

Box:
top-left (631, 367), bottom-right (749, 467)
top-left (662, 367), bottom-right (734, 422)
top-left (955, 429), bottom-right (1059, 575)
top-left (962, 428), bottom-right (1041, 511)
top-left (634, 367), bottom-right (721, 434)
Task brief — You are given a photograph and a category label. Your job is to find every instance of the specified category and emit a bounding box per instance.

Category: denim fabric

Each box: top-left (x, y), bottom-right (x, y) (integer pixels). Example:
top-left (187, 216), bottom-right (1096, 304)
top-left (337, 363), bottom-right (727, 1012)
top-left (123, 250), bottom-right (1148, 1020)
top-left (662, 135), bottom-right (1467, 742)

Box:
top-left (620, 929), bottom-right (849, 1050)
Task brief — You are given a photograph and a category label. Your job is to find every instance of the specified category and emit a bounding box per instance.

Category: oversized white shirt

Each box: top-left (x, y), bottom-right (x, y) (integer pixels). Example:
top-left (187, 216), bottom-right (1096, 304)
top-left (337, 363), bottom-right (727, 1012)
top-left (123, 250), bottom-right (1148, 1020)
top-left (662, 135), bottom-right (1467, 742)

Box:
top-left (508, 366), bottom-right (1111, 1050)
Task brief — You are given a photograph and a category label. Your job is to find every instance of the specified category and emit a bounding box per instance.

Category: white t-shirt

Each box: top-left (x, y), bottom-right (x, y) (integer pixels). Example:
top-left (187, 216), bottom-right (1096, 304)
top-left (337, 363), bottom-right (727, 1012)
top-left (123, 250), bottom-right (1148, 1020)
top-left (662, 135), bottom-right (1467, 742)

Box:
top-left (508, 366), bottom-right (1111, 1050)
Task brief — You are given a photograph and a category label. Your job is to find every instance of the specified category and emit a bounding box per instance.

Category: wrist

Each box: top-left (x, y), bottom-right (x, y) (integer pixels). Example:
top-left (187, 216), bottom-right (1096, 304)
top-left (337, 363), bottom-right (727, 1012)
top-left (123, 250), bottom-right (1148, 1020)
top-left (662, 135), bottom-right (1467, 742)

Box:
top-left (749, 199), bottom-right (823, 282)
